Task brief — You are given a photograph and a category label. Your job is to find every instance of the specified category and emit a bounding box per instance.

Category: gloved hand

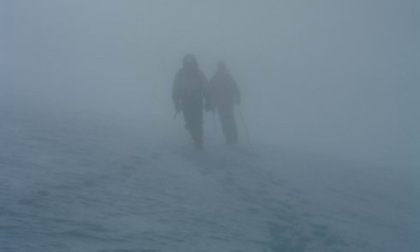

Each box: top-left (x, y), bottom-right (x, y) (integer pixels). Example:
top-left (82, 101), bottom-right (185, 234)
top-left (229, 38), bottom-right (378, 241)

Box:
top-left (174, 100), bottom-right (182, 112)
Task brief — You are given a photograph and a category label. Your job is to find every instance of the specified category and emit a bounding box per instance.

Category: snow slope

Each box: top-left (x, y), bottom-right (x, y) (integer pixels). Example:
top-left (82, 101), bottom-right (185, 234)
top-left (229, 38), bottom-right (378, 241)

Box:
top-left (1, 108), bottom-right (419, 252)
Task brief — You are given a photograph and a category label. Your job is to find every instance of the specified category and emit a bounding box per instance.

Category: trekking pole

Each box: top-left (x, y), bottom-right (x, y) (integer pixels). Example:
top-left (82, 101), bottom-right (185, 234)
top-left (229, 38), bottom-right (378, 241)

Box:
top-left (212, 110), bottom-right (218, 134)
top-left (237, 105), bottom-right (253, 149)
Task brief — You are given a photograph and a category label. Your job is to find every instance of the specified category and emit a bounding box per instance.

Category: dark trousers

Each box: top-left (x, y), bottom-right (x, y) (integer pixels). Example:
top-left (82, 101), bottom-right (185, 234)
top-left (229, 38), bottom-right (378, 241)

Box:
top-left (217, 105), bottom-right (238, 145)
top-left (182, 98), bottom-right (203, 148)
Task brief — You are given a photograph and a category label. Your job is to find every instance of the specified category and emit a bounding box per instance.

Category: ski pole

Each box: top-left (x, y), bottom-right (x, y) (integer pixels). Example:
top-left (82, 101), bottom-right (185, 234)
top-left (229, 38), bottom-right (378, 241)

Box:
top-left (212, 110), bottom-right (218, 134)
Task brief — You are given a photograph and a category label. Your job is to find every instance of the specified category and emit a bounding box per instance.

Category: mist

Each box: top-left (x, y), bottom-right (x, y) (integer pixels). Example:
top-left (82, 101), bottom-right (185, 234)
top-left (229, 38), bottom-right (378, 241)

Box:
top-left (2, 1), bottom-right (420, 251)
top-left (2, 0), bottom-right (419, 167)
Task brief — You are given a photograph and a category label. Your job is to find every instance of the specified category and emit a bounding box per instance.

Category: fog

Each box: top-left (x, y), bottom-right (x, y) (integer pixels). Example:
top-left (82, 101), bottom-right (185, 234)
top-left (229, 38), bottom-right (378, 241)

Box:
top-left (2, 0), bottom-right (419, 167)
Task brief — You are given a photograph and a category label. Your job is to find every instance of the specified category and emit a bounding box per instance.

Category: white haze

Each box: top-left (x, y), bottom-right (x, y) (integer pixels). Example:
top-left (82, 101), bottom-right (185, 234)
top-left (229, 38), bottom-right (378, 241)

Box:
top-left (2, 0), bottom-right (419, 168)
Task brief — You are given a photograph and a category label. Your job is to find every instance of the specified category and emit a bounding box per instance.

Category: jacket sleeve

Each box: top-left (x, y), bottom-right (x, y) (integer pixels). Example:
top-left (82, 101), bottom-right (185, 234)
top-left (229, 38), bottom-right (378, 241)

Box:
top-left (232, 76), bottom-right (241, 104)
top-left (172, 71), bottom-right (181, 101)
top-left (200, 72), bottom-right (212, 109)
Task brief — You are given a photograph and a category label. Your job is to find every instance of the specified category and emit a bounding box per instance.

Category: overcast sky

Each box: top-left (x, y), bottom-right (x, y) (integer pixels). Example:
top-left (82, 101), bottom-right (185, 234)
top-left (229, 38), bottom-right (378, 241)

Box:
top-left (1, 0), bottom-right (419, 167)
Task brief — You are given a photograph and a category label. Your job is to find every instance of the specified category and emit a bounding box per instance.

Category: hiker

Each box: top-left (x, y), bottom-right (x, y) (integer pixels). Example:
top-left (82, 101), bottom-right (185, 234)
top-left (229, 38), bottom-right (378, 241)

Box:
top-left (207, 61), bottom-right (241, 145)
top-left (172, 54), bottom-right (209, 148)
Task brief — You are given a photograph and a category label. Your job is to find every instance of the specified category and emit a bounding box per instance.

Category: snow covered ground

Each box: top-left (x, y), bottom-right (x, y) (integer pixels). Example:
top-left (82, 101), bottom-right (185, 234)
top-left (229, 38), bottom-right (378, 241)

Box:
top-left (1, 108), bottom-right (419, 252)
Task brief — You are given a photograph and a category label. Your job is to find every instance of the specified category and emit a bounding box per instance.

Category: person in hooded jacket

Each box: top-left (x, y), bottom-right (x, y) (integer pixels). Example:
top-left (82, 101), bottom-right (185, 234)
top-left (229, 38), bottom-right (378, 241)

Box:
top-left (172, 54), bottom-right (209, 148)
top-left (207, 61), bottom-right (241, 145)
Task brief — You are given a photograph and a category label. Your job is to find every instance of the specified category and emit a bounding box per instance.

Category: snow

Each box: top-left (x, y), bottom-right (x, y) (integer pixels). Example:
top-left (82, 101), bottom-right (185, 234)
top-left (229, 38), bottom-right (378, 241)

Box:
top-left (1, 108), bottom-right (419, 252)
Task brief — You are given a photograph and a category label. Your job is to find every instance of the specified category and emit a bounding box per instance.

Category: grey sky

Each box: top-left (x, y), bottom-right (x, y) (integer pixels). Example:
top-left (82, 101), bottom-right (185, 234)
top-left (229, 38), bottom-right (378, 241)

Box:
top-left (2, 0), bottom-right (419, 167)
